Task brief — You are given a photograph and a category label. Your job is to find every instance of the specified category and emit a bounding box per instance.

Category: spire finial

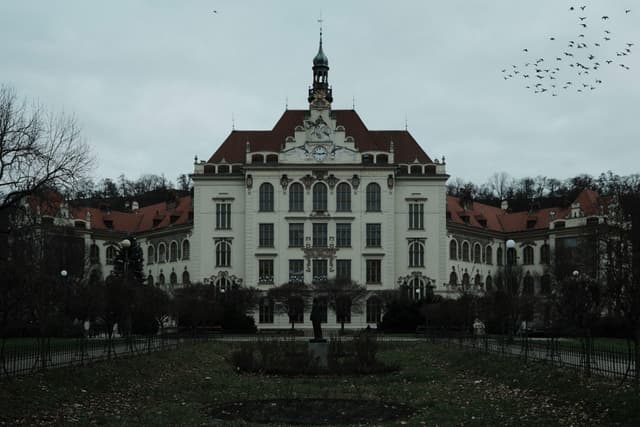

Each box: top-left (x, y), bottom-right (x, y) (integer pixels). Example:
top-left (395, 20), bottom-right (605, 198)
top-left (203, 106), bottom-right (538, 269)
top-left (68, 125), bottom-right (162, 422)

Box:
top-left (404, 114), bottom-right (408, 131)
top-left (352, 96), bottom-right (355, 110)
top-left (232, 113), bottom-right (235, 131)
top-left (318, 11), bottom-right (323, 45)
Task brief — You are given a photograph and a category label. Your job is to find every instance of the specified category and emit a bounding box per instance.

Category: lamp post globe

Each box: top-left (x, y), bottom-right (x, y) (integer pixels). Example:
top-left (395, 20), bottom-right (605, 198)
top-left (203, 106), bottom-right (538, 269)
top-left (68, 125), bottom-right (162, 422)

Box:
top-left (121, 239), bottom-right (131, 248)
top-left (573, 270), bottom-right (580, 277)
top-left (60, 270), bottom-right (68, 278)
top-left (506, 239), bottom-right (516, 249)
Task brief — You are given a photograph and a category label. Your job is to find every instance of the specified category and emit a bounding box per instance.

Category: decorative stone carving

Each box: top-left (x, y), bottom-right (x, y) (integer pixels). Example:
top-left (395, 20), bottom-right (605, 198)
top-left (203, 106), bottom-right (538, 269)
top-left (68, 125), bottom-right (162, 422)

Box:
top-left (301, 174), bottom-right (316, 190)
top-left (349, 174), bottom-right (360, 190)
top-left (246, 174), bottom-right (253, 190)
top-left (302, 245), bottom-right (338, 273)
top-left (313, 169), bottom-right (327, 180)
top-left (326, 174), bottom-right (338, 190)
top-left (280, 174), bottom-right (291, 192)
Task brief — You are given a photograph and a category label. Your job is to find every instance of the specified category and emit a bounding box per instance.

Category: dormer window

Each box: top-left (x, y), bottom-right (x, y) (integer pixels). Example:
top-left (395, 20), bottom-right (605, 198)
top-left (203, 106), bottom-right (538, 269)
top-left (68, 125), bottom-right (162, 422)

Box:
top-left (478, 219), bottom-right (487, 228)
top-left (461, 215), bottom-right (470, 224)
top-left (586, 217), bottom-right (599, 226)
top-left (218, 165), bottom-right (230, 174)
top-left (362, 154), bottom-right (374, 164)
top-left (104, 219), bottom-right (113, 229)
top-left (555, 221), bottom-right (565, 229)
top-left (527, 220), bottom-right (537, 229)
top-left (170, 215), bottom-right (180, 224)
top-left (153, 218), bottom-right (162, 227)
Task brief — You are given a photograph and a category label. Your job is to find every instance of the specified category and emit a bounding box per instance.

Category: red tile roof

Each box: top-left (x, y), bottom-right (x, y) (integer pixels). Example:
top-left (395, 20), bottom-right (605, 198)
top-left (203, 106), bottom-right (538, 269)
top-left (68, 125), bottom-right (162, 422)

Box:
top-left (208, 110), bottom-right (432, 164)
top-left (447, 189), bottom-right (602, 233)
top-left (71, 196), bottom-right (193, 234)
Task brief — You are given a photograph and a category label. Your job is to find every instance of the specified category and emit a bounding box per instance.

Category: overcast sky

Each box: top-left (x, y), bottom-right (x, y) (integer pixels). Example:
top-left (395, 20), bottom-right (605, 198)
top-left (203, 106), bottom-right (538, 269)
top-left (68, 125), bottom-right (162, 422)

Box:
top-left (1, 1), bottom-right (638, 185)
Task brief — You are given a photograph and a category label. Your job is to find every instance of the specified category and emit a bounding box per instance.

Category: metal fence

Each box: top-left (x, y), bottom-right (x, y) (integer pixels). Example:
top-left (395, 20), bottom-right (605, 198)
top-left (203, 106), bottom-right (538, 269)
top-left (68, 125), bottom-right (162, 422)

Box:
top-left (0, 332), bottom-right (216, 378)
top-left (429, 332), bottom-right (637, 380)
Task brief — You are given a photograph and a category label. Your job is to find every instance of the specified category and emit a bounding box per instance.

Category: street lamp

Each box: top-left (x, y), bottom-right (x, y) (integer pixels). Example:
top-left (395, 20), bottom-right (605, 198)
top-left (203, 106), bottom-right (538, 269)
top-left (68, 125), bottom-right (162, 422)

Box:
top-left (120, 239), bottom-right (131, 248)
top-left (60, 270), bottom-right (68, 278)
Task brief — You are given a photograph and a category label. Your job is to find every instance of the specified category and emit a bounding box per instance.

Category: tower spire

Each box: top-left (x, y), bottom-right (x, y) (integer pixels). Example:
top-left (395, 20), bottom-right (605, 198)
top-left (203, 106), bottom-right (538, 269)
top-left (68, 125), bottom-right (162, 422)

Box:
top-left (308, 20), bottom-right (332, 109)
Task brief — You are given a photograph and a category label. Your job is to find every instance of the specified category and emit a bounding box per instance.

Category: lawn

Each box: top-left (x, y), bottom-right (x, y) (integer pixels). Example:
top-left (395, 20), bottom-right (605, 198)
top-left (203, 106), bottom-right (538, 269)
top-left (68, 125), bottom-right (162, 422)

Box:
top-left (1, 340), bottom-right (639, 426)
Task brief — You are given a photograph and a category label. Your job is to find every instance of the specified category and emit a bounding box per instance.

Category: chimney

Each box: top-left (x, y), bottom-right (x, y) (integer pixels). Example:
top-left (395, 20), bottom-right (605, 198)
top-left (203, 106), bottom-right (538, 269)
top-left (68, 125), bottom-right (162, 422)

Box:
top-left (501, 200), bottom-right (509, 211)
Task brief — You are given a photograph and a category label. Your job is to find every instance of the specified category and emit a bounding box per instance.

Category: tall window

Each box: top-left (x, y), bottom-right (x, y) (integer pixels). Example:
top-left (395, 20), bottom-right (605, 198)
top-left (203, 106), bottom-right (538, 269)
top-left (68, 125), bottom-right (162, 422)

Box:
top-left (158, 273), bottom-right (165, 286)
top-left (497, 247), bottom-right (503, 266)
top-left (523, 246), bottom-right (534, 265)
top-left (336, 296), bottom-right (351, 324)
top-left (90, 244), bottom-right (100, 264)
top-left (449, 271), bottom-right (458, 286)
top-left (474, 273), bottom-right (482, 288)
top-left (170, 241), bottom-right (178, 262)
top-left (336, 259), bottom-right (351, 281)
top-left (523, 274), bottom-right (534, 295)
top-left (182, 240), bottom-right (190, 260)
top-left (316, 297), bottom-right (328, 323)
top-left (289, 223), bottom-right (304, 247)
top-left (313, 223), bottom-right (327, 247)
top-left (158, 243), bottom-right (166, 263)
top-left (336, 183), bottom-right (351, 212)
top-left (540, 243), bottom-right (550, 264)
top-left (259, 298), bottom-right (274, 323)
top-left (366, 297), bottom-right (382, 323)
top-left (147, 274), bottom-right (154, 286)
top-left (215, 240), bottom-right (231, 267)
top-left (182, 271), bottom-right (190, 285)
top-left (258, 260), bottom-right (274, 284)
top-left (462, 272), bottom-right (470, 287)
top-left (147, 245), bottom-right (154, 264)
top-left (336, 223), bottom-right (351, 247)
top-left (507, 247), bottom-right (517, 265)
top-left (408, 278), bottom-right (425, 300)
top-left (259, 223), bottom-right (274, 247)
top-left (409, 241), bottom-right (425, 267)
top-left (462, 242), bottom-right (470, 261)
top-left (289, 183), bottom-right (304, 212)
top-left (485, 246), bottom-right (493, 265)
top-left (170, 272), bottom-right (177, 286)
top-left (289, 297), bottom-right (304, 323)
top-left (366, 223), bottom-right (381, 247)
top-left (289, 259), bottom-right (304, 284)
top-left (449, 240), bottom-right (458, 260)
top-left (106, 246), bottom-right (116, 265)
top-left (366, 183), bottom-right (381, 212)
top-left (366, 259), bottom-right (381, 284)
top-left (312, 259), bottom-right (328, 283)
top-left (485, 275), bottom-right (493, 291)
top-left (409, 203), bottom-right (424, 229)
top-left (215, 278), bottom-right (231, 293)
top-left (216, 203), bottom-right (231, 229)
top-left (259, 182), bottom-right (274, 212)
top-left (473, 243), bottom-right (482, 263)
top-left (312, 183), bottom-right (328, 211)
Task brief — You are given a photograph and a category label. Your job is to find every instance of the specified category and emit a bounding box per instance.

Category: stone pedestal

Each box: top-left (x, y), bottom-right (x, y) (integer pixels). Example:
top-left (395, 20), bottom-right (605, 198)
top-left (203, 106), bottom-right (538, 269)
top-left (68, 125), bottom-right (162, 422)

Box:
top-left (308, 340), bottom-right (328, 369)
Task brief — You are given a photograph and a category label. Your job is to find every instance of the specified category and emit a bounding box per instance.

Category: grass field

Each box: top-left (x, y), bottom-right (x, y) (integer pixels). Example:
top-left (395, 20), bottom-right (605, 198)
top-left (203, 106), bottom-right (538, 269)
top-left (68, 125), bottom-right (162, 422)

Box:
top-left (1, 341), bottom-right (639, 426)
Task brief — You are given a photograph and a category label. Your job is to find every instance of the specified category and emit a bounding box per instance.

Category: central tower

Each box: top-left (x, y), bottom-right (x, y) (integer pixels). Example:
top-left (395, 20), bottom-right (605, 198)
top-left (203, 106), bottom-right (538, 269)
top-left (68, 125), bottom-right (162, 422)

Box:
top-left (308, 27), bottom-right (333, 110)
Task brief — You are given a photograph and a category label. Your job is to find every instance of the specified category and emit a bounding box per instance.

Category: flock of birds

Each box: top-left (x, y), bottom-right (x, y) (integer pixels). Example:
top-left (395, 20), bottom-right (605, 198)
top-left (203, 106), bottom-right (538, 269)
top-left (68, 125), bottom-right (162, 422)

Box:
top-left (503, 5), bottom-right (634, 96)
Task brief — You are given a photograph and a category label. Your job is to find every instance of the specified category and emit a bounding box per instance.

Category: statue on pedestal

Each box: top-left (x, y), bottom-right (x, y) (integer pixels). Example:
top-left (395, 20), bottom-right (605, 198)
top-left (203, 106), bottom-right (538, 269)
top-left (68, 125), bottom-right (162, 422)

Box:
top-left (310, 298), bottom-right (324, 342)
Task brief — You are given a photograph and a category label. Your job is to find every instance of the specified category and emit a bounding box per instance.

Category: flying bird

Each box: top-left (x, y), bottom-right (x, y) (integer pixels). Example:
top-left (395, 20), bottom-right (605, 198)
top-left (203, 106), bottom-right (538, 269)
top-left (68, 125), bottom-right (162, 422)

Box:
top-left (579, 17), bottom-right (587, 21)
top-left (627, 43), bottom-right (634, 47)
top-left (580, 23), bottom-right (587, 28)
top-left (604, 37), bottom-right (611, 41)
top-left (602, 16), bottom-right (609, 20)
top-left (212, 10), bottom-right (218, 13)
top-left (580, 5), bottom-right (586, 11)
top-left (625, 9), bottom-right (631, 14)
top-left (569, 6), bottom-right (575, 11)
top-left (550, 37), bottom-right (556, 40)
top-left (606, 60), bottom-right (613, 64)
top-left (523, 48), bottom-right (528, 52)
top-left (604, 30), bottom-right (611, 34)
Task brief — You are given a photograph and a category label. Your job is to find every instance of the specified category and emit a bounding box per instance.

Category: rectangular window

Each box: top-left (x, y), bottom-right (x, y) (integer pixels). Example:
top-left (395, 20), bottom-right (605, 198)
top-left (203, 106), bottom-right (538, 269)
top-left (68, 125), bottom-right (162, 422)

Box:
top-left (313, 223), bottom-right (328, 247)
top-left (289, 259), bottom-right (304, 284)
top-left (289, 223), bottom-right (304, 247)
top-left (258, 259), bottom-right (274, 284)
top-left (366, 223), bottom-right (381, 247)
top-left (336, 223), bottom-right (351, 248)
top-left (312, 259), bottom-right (328, 283)
top-left (366, 259), bottom-right (382, 284)
top-left (409, 203), bottom-right (424, 230)
top-left (216, 203), bottom-right (231, 229)
top-left (259, 223), bottom-right (274, 247)
top-left (336, 260), bottom-right (351, 281)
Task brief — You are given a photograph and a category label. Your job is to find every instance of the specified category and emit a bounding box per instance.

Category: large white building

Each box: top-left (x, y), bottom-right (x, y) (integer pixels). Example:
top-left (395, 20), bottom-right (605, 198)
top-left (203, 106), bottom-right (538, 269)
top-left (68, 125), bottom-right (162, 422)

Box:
top-left (33, 36), bottom-right (614, 331)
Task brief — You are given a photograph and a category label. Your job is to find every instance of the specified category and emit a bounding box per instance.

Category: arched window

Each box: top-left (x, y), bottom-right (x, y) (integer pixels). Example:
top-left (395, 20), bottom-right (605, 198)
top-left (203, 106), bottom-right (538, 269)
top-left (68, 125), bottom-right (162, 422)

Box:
top-left (540, 244), bottom-right (550, 264)
top-left (366, 183), bottom-right (381, 212)
top-left (377, 154), bottom-right (388, 164)
top-left (473, 243), bottom-right (482, 263)
top-left (170, 241), bottom-right (178, 262)
top-left (474, 273), bottom-right (482, 288)
top-left (158, 243), bottom-right (166, 263)
top-left (312, 182), bottom-right (328, 211)
top-left (507, 247), bottom-right (517, 265)
top-left (182, 270), bottom-right (190, 285)
top-left (485, 246), bottom-right (493, 265)
top-left (497, 247), bottom-right (503, 266)
top-left (449, 271), bottom-right (458, 287)
top-left (409, 241), bottom-right (425, 267)
top-left (366, 297), bottom-right (382, 323)
top-left (523, 274), bottom-right (534, 295)
top-left (251, 154), bottom-right (264, 164)
top-left (449, 240), bottom-right (458, 260)
top-left (496, 275), bottom-right (504, 290)
top-left (523, 246), bottom-right (534, 265)
top-left (409, 278), bottom-right (426, 300)
top-left (259, 298), bottom-right (274, 323)
top-left (147, 274), bottom-right (154, 286)
top-left (289, 182), bottom-right (304, 212)
top-left (158, 273), bottom-right (165, 286)
top-left (106, 246), bottom-right (116, 265)
top-left (462, 242), bottom-right (470, 261)
top-left (147, 245), bottom-right (155, 264)
top-left (462, 272), bottom-right (470, 287)
top-left (170, 272), bottom-right (177, 285)
top-left (540, 274), bottom-right (551, 295)
top-left (410, 165), bottom-right (422, 175)
top-left (336, 183), bottom-right (351, 212)
top-left (259, 182), bottom-right (274, 212)
top-left (90, 244), bottom-right (100, 264)
top-left (182, 240), bottom-right (190, 260)
top-left (485, 275), bottom-right (493, 291)
top-left (216, 241), bottom-right (231, 267)
top-left (215, 277), bottom-right (231, 294)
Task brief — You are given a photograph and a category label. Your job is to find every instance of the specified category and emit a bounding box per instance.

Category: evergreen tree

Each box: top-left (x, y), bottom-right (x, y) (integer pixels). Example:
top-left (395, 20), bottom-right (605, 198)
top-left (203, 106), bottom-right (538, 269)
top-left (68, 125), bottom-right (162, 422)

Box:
top-left (112, 237), bottom-right (145, 286)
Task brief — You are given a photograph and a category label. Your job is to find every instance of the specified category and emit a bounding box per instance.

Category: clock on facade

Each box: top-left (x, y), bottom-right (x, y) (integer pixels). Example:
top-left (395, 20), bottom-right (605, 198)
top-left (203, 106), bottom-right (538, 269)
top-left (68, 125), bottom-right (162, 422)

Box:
top-left (312, 145), bottom-right (328, 161)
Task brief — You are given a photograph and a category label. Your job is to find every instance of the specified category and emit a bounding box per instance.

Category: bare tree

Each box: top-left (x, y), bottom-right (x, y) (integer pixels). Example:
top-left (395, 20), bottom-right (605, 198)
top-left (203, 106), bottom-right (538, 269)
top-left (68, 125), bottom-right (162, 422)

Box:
top-left (487, 172), bottom-right (512, 201)
top-left (312, 279), bottom-right (368, 333)
top-left (0, 85), bottom-right (94, 213)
